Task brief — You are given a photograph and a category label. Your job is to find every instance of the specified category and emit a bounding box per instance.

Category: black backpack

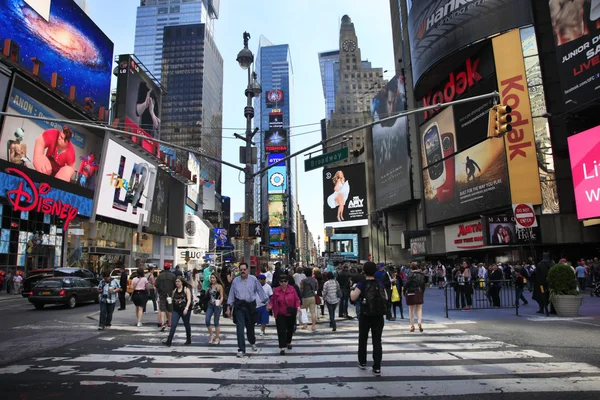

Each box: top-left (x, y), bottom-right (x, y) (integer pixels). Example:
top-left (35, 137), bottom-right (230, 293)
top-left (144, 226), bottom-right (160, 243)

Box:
top-left (360, 280), bottom-right (387, 317)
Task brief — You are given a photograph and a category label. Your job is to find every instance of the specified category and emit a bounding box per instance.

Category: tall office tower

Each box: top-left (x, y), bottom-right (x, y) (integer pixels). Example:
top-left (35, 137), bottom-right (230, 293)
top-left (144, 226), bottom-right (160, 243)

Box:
top-left (253, 36), bottom-right (297, 261)
top-left (326, 15), bottom-right (385, 166)
top-left (134, 0), bottom-right (219, 81)
top-left (161, 23), bottom-right (224, 201)
top-left (318, 50), bottom-right (340, 120)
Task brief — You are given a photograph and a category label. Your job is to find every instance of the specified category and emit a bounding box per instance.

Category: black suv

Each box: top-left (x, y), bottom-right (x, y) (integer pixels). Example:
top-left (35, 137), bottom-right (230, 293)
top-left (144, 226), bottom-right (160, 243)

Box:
top-left (28, 277), bottom-right (99, 309)
top-left (22, 268), bottom-right (99, 297)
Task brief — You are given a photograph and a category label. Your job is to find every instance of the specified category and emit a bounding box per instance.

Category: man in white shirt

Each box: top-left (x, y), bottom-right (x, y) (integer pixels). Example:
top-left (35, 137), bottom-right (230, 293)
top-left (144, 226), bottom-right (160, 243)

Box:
top-left (256, 274), bottom-right (273, 336)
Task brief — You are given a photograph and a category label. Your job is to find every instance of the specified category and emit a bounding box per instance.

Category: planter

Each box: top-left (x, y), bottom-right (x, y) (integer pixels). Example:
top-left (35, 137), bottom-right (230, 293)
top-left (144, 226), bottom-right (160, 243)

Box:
top-left (552, 294), bottom-right (583, 317)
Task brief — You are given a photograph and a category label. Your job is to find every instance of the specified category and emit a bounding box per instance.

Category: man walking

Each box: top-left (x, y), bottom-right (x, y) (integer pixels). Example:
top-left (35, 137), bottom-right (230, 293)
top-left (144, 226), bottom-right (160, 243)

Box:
top-left (350, 261), bottom-right (387, 376)
top-left (155, 264), bottom-right (177, 331)
top-left (226, 263), bottom-right (268, 357)
top-left (118, 266), bottom-right (128, 310)
top-left (534, 252), bottom-right (552, 315)
top-left (97, 272), bottom-right (122, 330)
top-left (336, 264), bottom-right (351, 318)
top-left (256, 274), bottom-right (273, 336)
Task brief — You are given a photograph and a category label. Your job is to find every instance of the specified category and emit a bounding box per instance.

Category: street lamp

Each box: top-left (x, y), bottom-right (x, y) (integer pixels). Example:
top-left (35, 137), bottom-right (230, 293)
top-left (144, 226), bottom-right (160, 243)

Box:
top-left (237, 32), bottom-right (262, 266)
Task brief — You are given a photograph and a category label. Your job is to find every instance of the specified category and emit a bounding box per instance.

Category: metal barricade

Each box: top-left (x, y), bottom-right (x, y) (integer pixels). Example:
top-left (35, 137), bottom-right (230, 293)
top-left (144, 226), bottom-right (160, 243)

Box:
top-left (444, 279), bottom-right (518, 318)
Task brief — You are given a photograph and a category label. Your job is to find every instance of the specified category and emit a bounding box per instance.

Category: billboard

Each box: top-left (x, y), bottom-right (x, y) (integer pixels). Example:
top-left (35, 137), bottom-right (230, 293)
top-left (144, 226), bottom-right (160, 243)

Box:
top-left (484, 214), bottom-right (540, 245)
top-left (95, 139), bottom-right (156, 225)
top-left (323, 163), bottom-right (368, 228)
top-left (267, 153), bottom-right (285, 167)
top-left (331, 233), bottom-right (359, 258)
top-left (187, 152), bottom-right (200, 205)
top-left (568, 125), bottom-right (600, 220)
top-left (371, 73), bottom-right (411, 209)
top-left (265, 129), bottom-right (287, 152)
top-left (444, 219), bottom-right (485, 252)
top-left (0, 0), bottom-right (114, 110)
top-left (421, 108), bottom-right (511, 224)
top-left (180, 213), bottom-right (209, 249)
top-left (407, 0), bottom-right (533, 85)
top-left (214, 227), bottom-right (228, 247)
top-left (268, 166), bottom-right (287, 194)
top-left (492, 30), bottom-right (542, 205)
top-left (167, 176), bottom-right (185, 238)
top-left (266, 89), bottom-right (284, 108)
top-left (0, 76), bottom-right (103, 194)
top-left (268, 194), bottom-right (284, 227)
top-left (269, 227), bottom-right (285, 246)
top-left (550, 0), bottom-right (600, 106)
top-left (147, 168), bottom-right (170, 234)
top-left (410, 236), bottom-right (427, 256)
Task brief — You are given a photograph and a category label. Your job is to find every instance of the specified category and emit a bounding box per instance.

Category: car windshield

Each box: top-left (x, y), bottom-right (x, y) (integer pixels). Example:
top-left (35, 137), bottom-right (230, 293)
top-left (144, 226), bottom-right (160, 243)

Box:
top-left (35, 280), bottom-right (63, 288)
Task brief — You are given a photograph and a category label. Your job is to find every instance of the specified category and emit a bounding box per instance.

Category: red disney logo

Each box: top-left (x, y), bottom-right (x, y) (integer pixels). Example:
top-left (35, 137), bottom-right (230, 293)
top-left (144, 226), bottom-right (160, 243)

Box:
top-left (5, 168), bottom-right (78, 230)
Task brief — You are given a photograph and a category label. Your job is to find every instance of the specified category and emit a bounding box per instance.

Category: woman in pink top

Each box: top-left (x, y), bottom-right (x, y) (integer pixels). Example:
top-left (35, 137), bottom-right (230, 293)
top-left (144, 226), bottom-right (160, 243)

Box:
top-left (270, 275), bottom-right (301, 355)
top-left (130, 267), bottom-right (150, 327)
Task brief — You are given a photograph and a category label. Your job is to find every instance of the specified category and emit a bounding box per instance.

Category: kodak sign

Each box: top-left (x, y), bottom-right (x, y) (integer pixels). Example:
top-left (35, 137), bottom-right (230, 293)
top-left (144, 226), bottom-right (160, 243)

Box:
top-left (492, 30), bottom-right (542, 205)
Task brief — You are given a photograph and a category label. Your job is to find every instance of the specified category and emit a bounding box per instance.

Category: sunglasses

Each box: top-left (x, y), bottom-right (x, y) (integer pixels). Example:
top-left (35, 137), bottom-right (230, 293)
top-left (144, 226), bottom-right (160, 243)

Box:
top-left (240, 269), bottom-right (247, 271)
top-left (280, 279), bottom-right (288, 283)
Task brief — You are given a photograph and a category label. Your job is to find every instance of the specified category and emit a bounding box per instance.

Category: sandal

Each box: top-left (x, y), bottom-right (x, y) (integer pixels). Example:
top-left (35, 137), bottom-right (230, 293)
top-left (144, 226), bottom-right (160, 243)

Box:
top-left (418, 323), bottom-right (423, 332)
top-left (209, 337), bottom-right (214, 344)
top-left (311, 326), bottom-right (317, 331)
top-left (410, 325), bottom-right (415, 332)
top-left (214, 338), bottom-right (220, 345)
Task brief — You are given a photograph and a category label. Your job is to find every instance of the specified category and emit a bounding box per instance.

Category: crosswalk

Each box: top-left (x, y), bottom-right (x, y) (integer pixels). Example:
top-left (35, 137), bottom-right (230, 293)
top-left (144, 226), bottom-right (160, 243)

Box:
top-left (1, 319), bottom-right (600, 398)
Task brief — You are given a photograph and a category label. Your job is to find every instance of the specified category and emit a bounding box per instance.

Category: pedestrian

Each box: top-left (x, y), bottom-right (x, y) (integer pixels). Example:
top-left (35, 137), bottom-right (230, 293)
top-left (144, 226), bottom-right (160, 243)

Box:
top-left (256, 274), bottom-right (273, 336)
top-left (299, 267), bottom-right (318, 331)
top-left (314, 269), bottom-right (325, 318)
top-left (205, 273), bottom-right (224, 345)
top-left (575, 261), bottom-right (587, 292)
top-left (130, 267), bottom-right (150, 327)
top-left (405, 264), bottom-right (426, 332)
top-left (391, 269), bottom-right (404, 319)
top-left (163, 277), bottom-right (193, 346)
top-left (293, 266), bottom-right (306, 287)
top-left (190, 268), bottom-right (200, 298)
top-left (202, 265), bottom-right (213, 293)
top-left (118, 266), bottom-right (128, 310)
top-left (173, 265), bottom-right (184, 278)
top-left (336, 264), bottom-right (351, 318)
top-left (97, 272), bottom-right (122, 330)
top-left (226, 262), bottom-right (268, 357)
top-left (489, 263), bottom-right (503, 307)
top-left (350, 261), bottom-right (387, 376)
top-left (270, 275), bottom-right (301, 355)
top-left (515, 267), bottom-right (529, 306)
top-left (0, 272), bottom-right (4, 294)
top-left (322, 271), bottom-right (341, 331)
top-left (145, 266), bottom-right (158, 314)
top-left (5, 270), bottom-right (12, 295)
top-left (374, 264), bottom-right (393, 321)
top-left (13, 272), bottom-right (23, 295)
top-left (462, 261), bottom-right (473, 311)
top-left (156, 264), bottom-right (177, 331)
top-left (271, 262), bottom-right (283, 289)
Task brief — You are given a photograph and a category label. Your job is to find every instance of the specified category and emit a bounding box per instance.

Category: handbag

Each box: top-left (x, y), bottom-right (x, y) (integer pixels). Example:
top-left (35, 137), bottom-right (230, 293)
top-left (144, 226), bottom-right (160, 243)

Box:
top-left (336, 281), bottom-right (342, 299)
top-left (315, 295), bottom-right (322, 305)
top-left (300, 309), bottom-right (309, 324)
top-left (391, 285), bottom-right (400, 302)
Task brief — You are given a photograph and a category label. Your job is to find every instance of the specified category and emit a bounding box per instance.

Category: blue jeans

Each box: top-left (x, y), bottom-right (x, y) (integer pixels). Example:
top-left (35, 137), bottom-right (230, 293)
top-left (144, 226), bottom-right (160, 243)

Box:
top-left (99, 302), bottom-right (115, 328)
top-left (168, 309), bottom-right (191, 342)
top-left (205, 304), bottom-right (222, 327)
top-left (339, 291), bottom-right (349, 317)
top-left (326, 301), bottom-right (338, 329)
top-left (144, 289), bottom-right (157, 312)
top-left (234, 306), bottom-right (256, 353)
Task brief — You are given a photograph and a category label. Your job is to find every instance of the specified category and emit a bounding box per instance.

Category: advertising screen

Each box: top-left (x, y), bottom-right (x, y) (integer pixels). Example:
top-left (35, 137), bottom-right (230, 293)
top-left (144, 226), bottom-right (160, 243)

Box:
top-left (269, 111), bottom-right (284, 129)
top-left (187, 152), bottom-right (200, 205)
top-left (268, 194), bottom-right (283, 227)
top-left (0, 0), bottom-right (114, 110)
top-left (485, 214), bottom-right (540, 245)
top-left (265, 129), bottom-right (287, 152)
top-left (444, 220), bottom-right (485, 252)
top-left (568, 125), bottom-right (600, 220)
top-left (268, 166), bottom-right (287, 194)
top-left (147, 168), bottom-right (170, 234)
top-left (551, 0), bottom-right (600, 106)
top-left (214, 227), bottom-right (228, 247)
top-left (0, 76), bottom-right (103, 196)
top-left (407, 0), bottom-right (533, 86)
top-left (422, 112), bottom-right (511, 224)
top-left (95, 139), bottom-right (156, 225)
top-left (371, 73), bottom-right (411, 209)
top-left (323, 163), bottom-right (368, 228)
top-left (267, 153), bottom-right (285, 167)
top-left (331, 233), bottom-right (359, 258)
top-left (410, 236), bottom-right (427, 256)
top-left (167, 176), bottom-right (185, 238)
top-left (266, 90), bottom-right (284, 108)
top-left (269, 227), bottom-right (285, 246)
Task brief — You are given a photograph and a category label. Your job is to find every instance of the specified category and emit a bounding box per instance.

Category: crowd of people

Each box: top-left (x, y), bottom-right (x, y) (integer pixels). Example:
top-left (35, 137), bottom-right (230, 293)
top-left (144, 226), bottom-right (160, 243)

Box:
top-left (0, 269), bottom-right (24, 295)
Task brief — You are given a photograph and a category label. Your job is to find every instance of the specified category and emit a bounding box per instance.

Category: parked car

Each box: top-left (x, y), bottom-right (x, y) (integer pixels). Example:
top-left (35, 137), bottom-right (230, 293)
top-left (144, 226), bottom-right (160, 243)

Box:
top-left (28, 277), bottom-right (99, 309)
top-left (22, 268), bottom-right (99, 297)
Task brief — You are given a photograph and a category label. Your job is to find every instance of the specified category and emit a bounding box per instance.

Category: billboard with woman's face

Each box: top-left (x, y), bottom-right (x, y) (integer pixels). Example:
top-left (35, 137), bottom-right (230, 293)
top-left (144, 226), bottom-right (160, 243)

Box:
top-left (322, 163), bottom-right (368, 228)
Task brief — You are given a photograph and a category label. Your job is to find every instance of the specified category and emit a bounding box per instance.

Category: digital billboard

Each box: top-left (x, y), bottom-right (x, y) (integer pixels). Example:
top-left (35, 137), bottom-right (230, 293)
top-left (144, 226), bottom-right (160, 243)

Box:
top-left (167, 176), bottom-right (185, 238)
top-left (331, 233), bottom-right (359, 258)
top-left (0, 0), bottom-right (114, 110)
top-left (0, 76), bottom-right (103, 195)
top-left (268, 194), bottom-right (284, 227)
top-left (323, 163), bottom-right (368, 228)
top-left (146, 168), bottom-right (170, 235)
top-left (550, 0), bottom-right (600, 106)
top-left (268, 166), bottom-right (287, 194)
top-left (410, 236), bottom-right (427, 256)
top-left (95, 139), bottom-right (156, 225)
top-left (265, 129), bottom-right (287, 152)
top-left (371, 73), bottom-right (411, 209)
top-left (269, 227), bottom-right (285, 246)
top-left (267, 153), bottom-right (285, 167)
top-left (568, 125), bottom-right (600, 220)
top-left (187, 152), bottom-right (200, 206)
top-left (444, 219), bottom-right (485, 252)
top-left (484, 214), bottom-right (540, 245)
top-left (266, 90), bottom-right (284, 108)
top-left (407, 0), bottom-right (533, 86)
top-left (214, 227), bottom-right (228, 247)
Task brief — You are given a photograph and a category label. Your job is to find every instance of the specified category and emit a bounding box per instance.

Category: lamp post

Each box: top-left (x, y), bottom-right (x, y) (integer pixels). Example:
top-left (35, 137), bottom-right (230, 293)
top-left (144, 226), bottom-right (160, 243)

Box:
top-left (236, 32), bottom-right (262, 265)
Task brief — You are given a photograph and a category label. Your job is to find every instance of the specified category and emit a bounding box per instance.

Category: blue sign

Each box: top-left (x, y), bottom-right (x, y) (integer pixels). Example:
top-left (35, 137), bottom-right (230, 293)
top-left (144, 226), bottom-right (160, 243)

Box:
top-left (269, 227), bottom-right (285, 245)
top-left (214, 228), bottom-right (228, 247)
top-left (268, 166), bottom-right (287, 194)
top-left (267, 153), bottom-right (285, 167)
top-left (331, 233), bottom-right (359, 258)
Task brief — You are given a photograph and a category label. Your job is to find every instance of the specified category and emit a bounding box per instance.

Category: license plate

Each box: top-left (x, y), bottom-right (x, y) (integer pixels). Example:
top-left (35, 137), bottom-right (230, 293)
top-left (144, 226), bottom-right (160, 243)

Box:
top-left (42, 291), bottom-right (51, 295)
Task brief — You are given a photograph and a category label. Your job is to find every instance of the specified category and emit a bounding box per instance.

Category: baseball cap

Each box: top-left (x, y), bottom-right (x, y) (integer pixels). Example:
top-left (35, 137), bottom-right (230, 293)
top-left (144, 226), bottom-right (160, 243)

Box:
top-left (258, 274), bottom-right (266, 279)
top-left (163, 264), bottom-right (171, 270)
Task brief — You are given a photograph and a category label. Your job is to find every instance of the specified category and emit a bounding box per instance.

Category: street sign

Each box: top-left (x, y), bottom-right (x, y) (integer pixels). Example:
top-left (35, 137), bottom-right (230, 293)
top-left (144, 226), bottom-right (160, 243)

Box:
top-left (304, 147), bottom-right (349, 171)
top-left (512, 203), bottom-right (537, 229)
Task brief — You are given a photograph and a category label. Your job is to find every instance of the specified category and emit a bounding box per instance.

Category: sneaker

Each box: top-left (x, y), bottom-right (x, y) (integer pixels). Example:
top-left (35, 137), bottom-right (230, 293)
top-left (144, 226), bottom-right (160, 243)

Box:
top-left (98, 326), bottom-right (105, 330)
top-left (372, 368), bottom-right (381, 376)
top-left (259, 331), bottom-right (264, 336)
top-left (106, 326), bottom-right (111, 329)
top-left (251, 344), bottom-right (258, 352)
top-left (154, 310), bottom-right (158, 314)
top-left (236, 351), bottom-right (244, 358)
top-left (357, 362), bottom-right (367, 370)
top-left (137, 322), bottom-right (142, 327)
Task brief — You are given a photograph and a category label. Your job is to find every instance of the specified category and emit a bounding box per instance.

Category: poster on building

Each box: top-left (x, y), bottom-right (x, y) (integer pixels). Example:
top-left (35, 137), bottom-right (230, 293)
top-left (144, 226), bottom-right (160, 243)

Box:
top-left (568, 124), bottom-right (600, 220)
top-left (187, 153), bottom-right (200, 206)
top-left (322, 163), bottom-right (368, 228)
top-left (268, 194), bottom-right (284, 227)
top-left (550, 0), bottom-right (600, 106)
top-left (410, 236), bottom-right (427, 256)
top-left (0, 77), bottom-right (104, 194)
top-left (331, 233), bottom-right (359, 258)
top-left (147, 168), bottom-right (171, 235)
top-left (266, 90), bottom-right (284, 108)
top-left (268, 166), bottom-right (287, 193)
top-left (267, 153), bottom-right (285, 166)
top-left (444, 220), bottom-right (485, 252)
top-left (485, 214), bottom-right (540, 245)
top-left (265, 129), bottom-right (287, 152)
top-left (269, 227), bottom-right (285, 246)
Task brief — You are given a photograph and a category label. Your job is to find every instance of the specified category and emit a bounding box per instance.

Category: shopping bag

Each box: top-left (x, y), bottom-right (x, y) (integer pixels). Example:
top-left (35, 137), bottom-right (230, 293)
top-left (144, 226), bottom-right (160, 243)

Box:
top-left (391, 286), bottom-right (400, 302)
top-left (300, 309), bottom-right (309, 324)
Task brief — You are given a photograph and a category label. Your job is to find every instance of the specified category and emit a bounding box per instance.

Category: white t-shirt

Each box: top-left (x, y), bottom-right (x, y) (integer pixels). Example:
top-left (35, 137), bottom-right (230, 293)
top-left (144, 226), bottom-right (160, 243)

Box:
top-left (256, 283), bottom-right (273, 307)
top-left (265, 271), bottom-right (273, 285)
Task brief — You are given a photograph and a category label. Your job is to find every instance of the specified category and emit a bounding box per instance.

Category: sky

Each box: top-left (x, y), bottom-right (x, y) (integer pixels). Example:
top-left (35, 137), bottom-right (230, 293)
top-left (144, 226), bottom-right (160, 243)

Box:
top-left (87, 0), bottom-right (396, 250)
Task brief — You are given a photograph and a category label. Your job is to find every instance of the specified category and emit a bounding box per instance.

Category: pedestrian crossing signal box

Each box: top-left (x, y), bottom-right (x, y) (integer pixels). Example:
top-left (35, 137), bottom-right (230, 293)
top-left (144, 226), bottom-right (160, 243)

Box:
top-left (229, 223), bottom-right (243, 238)
top-left (248, 223), bottom-right (262, 237)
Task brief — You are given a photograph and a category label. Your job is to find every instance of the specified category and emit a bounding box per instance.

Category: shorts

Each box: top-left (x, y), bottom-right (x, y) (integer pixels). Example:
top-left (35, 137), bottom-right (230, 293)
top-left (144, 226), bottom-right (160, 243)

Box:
top-left (158, 294), bottom-right (172, 312)
top-left (132, 290), bottom-right (148, 308)
top-left (302, 296), bottom-right (316, 312)
top-left (256, 305), bottom-right (269, 325)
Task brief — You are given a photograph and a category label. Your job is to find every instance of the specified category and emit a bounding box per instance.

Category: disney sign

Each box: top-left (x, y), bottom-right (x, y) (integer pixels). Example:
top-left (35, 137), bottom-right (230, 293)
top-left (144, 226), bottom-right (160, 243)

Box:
top-left (5, 168), bottom-right (78, 230)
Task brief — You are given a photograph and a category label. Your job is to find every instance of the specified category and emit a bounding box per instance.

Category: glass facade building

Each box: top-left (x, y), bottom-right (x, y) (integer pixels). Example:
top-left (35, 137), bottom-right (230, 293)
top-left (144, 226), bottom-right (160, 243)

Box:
top-left (318, 50), bottom-right (340, 120)
top-left (134, 0), bottom-right (218, 81)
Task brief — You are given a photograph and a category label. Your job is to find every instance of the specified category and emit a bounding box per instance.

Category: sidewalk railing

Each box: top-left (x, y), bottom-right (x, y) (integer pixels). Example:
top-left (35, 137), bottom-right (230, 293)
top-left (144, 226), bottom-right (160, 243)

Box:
top-left (444, 279), bottom-right (518, 318)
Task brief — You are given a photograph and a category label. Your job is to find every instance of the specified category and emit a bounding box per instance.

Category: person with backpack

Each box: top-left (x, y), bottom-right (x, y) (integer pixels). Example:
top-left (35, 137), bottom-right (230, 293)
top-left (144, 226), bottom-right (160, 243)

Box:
top-left (350, 261), bottom-right (387, 377)
top-left (404, 263), bottom-right (426, 333)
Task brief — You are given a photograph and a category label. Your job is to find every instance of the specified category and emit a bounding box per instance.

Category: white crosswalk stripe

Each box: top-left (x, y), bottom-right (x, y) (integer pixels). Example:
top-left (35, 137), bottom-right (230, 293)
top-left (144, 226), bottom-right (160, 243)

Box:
top-left (1, 319), bottom-right (600, 398)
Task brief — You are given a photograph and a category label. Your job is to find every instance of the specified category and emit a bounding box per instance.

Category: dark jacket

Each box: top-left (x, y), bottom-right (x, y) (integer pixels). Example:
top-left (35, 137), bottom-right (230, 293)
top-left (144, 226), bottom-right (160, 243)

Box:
top-left (405, 271), bottom-right (426, 293)
top-left (336, 270), bottom-right (351, 291)
top-left (155, 270), bottom-right (176, 296)
top-left (120, 271), bottom-right (128, 288)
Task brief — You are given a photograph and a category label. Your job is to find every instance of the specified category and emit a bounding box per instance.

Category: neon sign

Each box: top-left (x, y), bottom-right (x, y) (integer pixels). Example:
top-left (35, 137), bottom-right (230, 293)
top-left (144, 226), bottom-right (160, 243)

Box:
top-left (4, 168), bottom-right (78, 229)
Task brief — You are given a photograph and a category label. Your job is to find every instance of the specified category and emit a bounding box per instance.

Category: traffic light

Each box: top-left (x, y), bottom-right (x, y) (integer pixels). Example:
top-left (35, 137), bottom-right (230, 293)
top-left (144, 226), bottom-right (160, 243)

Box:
top-left (488, 105), bottom-right (512, 138)
top-left (229, 223), bottom-right (243, 238)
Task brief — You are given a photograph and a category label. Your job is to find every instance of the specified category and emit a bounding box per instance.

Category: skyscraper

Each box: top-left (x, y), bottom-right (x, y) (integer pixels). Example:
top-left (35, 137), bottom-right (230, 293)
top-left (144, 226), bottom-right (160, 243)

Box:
top-left (253, 37), bottom-right (297, 261)
top-left (318, 50), bottom-right (340, 120)
top-left (134, 0), bottom-right (218, 81)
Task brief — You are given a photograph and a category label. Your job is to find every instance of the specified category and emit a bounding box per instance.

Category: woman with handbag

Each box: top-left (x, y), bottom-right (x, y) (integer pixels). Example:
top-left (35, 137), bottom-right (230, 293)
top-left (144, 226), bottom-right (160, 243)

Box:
top-left (130, 268), bottom-right (150, 327)
top-left (270, 275), bottom-right (301, 355)
top-left (404, 264), bottom-right (426, 332)
top-left (300, 268), bottom-right (318, 331)
top-left (163, 277), bottom-right (193, 346)
top-left (322, 272), bottom-right (341, 331)
top-left (391, 269), bottom-right (404, 319)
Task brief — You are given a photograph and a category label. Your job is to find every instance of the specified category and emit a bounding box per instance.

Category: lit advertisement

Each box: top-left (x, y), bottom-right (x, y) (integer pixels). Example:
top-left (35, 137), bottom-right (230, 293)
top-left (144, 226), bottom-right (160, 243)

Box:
top-left (266, 90), bottom-right (284, 108)
top-left (484, 214), bottom-right (540, 246)
top-left (0, 76), bottom-right (103, 195)
top-left (267, 153), bottom-right (285, 167)
top-left (269, 227), bottom-right (285, 245)
top-left (268, 166), bottom-right (287, 194)
top-left (0, 0), bottom-right (114, 110)
top-left (269, 111), bottom-right (284, 129)
top-left (214, 227), bottom-right (228, 247)
top-left (95, 139), bottom-right (156, 225)
top-left (268, 194), bottom-right (283, 227)
top-left (322, 163), bottom-right (368, 228)
top-left (187, 152), bottom-right (200, 205)
top-left (265, 129), bottom-right (287, 152)
top-left (568, 125), bottom-right (600, 220)
top-left (331, 233), bottom-right (358, 258)
top-left (147, 168), bottom-right (170, 235)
